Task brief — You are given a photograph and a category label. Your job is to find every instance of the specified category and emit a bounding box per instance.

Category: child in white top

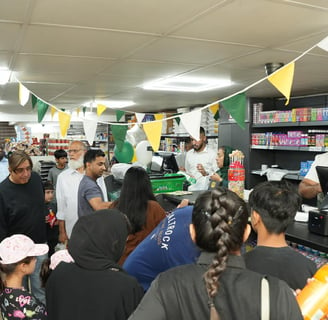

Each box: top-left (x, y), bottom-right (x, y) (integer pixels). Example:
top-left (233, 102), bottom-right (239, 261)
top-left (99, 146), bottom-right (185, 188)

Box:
top-left (0, 234), bottom-right (49, 320)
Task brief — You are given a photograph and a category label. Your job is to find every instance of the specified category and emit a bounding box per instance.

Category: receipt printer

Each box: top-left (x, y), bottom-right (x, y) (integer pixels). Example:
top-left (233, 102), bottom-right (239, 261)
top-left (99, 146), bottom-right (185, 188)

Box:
top-left (308, 210), bottom-right (328, 236)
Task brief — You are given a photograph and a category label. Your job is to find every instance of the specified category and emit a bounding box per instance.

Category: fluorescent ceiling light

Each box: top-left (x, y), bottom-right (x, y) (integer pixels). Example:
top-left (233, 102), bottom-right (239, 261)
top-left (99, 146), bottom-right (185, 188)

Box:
top-left (93, 100), bottom-right (135, 109)
top-left (0, 69), bottom-right (11, 85)
top-left (142, 76), bottom-right (232, 92)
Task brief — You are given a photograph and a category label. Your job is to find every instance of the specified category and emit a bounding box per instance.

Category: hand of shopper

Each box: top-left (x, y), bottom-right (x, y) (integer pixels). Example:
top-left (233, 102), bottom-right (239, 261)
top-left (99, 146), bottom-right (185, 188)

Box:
top-left (197, 164), bottom-right (207, 176)
top-left (210, 173), bottom-right (222, 182)
top-left (177, 199), bottom-right (189, 208)
top-left (58, 231), bottom-right (69, 244)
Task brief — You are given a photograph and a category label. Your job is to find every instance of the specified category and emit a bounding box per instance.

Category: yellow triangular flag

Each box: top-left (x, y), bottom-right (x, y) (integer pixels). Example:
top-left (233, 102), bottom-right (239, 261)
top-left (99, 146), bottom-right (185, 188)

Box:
top-left (50, 106), bottom-right (57, 119)
top-left (97, 104), bottom-right (107, 116)
top-left (19, 83), bottom-right (30, 106)
top-left (267, 62), bottom-right (295, 105)
top-left (209, 103), bottom-right (219, 115)
top-left (76, 108), bottom-right (80, 117)
top-left (58, 111), bottom-right (71, 138)
top-left (142, 114), bottom-right (163, 152)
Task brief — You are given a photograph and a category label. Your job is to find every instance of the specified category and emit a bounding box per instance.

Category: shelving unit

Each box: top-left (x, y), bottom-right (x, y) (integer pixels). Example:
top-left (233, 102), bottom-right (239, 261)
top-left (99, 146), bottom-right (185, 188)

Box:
top-left (218, 95), bottom-right (328, 189)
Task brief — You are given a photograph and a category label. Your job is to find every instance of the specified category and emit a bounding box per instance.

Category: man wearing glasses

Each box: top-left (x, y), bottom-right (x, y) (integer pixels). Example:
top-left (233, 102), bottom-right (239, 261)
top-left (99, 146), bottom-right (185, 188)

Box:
top-left (0, 150), bottom-right (47, 303)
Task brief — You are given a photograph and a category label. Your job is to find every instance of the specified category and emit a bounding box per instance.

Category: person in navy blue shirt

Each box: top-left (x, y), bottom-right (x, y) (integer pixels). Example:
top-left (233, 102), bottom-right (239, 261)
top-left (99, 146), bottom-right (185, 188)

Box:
top-left (123, 205), bottom-right (200, 291)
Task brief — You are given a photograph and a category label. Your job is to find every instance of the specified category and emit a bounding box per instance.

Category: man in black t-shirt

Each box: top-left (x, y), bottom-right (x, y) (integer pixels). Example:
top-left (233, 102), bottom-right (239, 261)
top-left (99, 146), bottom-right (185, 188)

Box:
top-left (244, 180), bottom-right (317, 290)
top-left (0, 151), bottom-right (47, 303)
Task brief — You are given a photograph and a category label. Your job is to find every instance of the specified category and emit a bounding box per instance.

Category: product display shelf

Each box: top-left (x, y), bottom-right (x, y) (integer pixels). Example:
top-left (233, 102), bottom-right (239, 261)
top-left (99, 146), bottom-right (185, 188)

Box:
top-left (248, 95), bottom-right (328, 188)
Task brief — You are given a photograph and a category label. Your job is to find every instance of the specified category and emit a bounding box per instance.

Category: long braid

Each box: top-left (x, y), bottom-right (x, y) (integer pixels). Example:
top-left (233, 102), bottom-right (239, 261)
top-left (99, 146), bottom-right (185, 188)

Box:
top-left (192, 188), bottom-right (249, 319)
top-left (204, 192), bottom-right (233, 297)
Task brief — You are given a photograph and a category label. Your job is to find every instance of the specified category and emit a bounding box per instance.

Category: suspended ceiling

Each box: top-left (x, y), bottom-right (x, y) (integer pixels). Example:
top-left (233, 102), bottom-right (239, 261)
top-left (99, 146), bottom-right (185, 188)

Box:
top-left (0, 0), bottom-right (328, 123)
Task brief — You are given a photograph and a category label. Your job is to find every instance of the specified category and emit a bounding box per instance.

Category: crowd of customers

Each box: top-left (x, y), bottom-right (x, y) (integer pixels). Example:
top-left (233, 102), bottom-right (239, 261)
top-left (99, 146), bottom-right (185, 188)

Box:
top-left (0, 140), bottom-right (321, 319)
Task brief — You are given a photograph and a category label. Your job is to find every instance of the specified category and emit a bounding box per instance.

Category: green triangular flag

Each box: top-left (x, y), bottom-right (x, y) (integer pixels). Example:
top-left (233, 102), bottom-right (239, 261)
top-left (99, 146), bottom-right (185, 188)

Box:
top-left (82, 106), bottom-right (87, 116)
top-left (173, 113), bottom-right (181, 125)
top-left (213, 110), bottom-right (220, 121)
top-left (31, 95), bottom-right (37, 109)
top-left (111, 124), bottom-right (128, 151)
top-left (37, 99), bottom-right (49, 123)
top-left (221, 93), bottom-right (246, 129)
top-left (116, 110), bottom-right (125, 122)
top-left (61, 108), bottom-right (65, 112)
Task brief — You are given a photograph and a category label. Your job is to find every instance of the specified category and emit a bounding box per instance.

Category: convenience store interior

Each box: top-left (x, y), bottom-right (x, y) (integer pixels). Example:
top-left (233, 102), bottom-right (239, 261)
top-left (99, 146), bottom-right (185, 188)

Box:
top-left (0, 0), bottom-right (328, 123)
top-left (1, 0), bottom-right (328, 282)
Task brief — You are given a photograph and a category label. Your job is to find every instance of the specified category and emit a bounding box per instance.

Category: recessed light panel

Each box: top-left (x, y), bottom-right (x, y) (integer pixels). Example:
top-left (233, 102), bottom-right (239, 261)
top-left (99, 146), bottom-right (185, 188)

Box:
top-left (142, 76), bottom-right (232, 92)
top-left (92, 100), bottom-right (135, 109)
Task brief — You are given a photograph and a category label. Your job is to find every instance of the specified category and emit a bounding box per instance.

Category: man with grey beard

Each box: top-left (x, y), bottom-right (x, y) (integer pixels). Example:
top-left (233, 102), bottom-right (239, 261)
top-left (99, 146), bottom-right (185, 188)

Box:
top-left (56, 141), bottom-right (109, 243)
top-left (56, 140), bottom-right (87, 244)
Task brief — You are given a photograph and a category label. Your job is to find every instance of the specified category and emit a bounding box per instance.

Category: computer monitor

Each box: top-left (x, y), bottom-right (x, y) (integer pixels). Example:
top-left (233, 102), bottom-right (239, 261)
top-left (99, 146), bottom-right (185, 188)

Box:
top-left (150, 155), bottom-right (164, 173)
top-left (316, 166), bottom-right (328, 210)
top-left (161, 152), bottom-right (179, 173)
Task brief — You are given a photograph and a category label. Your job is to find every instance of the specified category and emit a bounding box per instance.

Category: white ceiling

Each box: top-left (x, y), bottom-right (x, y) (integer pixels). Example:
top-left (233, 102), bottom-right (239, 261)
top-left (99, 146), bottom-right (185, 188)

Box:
top-left (0, 0), bottom-right (328, 122)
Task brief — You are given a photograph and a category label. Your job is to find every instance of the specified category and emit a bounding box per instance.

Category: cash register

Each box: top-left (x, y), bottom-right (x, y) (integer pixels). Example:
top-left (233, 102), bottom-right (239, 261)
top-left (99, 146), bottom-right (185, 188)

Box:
top-left (308, 166), bottom-right (328, 236)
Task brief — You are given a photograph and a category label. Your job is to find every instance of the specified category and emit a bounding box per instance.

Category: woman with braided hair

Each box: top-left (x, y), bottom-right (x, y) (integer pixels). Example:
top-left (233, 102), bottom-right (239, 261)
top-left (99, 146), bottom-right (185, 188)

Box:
top-left (129, 188), bottom-right (302, 320)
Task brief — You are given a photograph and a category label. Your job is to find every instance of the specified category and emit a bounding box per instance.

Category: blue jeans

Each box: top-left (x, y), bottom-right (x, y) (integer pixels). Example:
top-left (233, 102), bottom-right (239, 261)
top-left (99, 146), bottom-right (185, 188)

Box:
top-left (23, 253), bottom-right (48, 304)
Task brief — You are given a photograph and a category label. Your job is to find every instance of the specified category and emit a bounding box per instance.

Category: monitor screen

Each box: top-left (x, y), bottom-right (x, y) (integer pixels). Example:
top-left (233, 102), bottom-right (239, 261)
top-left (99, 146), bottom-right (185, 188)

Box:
top-left (316, 166), bottom-right (328, 210)
top-left (161, 152), bottom-right (179, 173)
top-left (150, 155), bottom-right (164, 172)
top-left (316, 166), bottom-right (328, 195)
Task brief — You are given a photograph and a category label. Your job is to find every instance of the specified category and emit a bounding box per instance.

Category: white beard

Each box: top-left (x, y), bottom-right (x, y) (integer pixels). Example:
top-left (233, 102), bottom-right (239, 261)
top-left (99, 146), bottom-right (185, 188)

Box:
top-left (68, 157), bottom-right (84, 170)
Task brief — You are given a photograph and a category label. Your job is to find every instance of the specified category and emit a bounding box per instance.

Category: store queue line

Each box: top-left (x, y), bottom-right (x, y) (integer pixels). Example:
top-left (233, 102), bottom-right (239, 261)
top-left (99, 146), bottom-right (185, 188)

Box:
top-left (0, 142), bottom-right (326, 319)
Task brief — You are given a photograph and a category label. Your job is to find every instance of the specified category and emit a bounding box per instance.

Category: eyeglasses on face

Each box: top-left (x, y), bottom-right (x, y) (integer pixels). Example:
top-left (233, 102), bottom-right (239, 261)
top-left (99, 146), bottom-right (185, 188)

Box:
top-left (67, 149), bottom-right (82, 154)
top-left (14, 166), bottom-right (32, 174)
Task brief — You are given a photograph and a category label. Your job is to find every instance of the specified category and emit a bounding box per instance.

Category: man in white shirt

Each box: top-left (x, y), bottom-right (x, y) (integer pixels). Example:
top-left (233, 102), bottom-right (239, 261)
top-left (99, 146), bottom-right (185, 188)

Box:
top-left (298, 152), bottom-right (328, 200)
top-left (56, 141), bottom-right (107, 243)
top-left (185, 127), bottom-right (217, 190)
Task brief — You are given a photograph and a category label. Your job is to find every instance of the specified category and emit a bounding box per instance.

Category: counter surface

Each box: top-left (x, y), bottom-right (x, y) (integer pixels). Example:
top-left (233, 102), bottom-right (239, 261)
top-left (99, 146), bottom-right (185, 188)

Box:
top-left (286, 221), bottom-right (328, 253)
top-left (162, 191), bottom-right (328, 253)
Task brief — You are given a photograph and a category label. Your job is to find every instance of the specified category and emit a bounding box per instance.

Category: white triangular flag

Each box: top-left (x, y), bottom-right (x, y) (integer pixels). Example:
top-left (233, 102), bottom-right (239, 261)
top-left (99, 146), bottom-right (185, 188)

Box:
top-left (180, 109), bottom-right (202, 141)
top-left (83, 119), bottom-right (98, 146)
top-left (318, 36), bottom-right (328, 52)
top-left (135, 113), bottom-right (145, 124)
top-left (19, 83), bottom-right (30, 106)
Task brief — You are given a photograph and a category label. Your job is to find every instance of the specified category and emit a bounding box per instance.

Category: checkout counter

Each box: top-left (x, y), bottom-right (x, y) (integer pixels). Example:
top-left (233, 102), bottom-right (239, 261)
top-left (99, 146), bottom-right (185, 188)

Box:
top-left (286, 221), bottom-right (328, 254)
top-left (161, 190), bottom-right (328, 257)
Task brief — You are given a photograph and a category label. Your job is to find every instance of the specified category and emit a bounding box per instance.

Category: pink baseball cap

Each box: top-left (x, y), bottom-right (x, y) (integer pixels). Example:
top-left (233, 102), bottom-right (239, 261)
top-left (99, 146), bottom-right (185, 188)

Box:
top-left (0, 234), bottom-right (49, 264)
top-left (50, 249), bottom-right (74, 270)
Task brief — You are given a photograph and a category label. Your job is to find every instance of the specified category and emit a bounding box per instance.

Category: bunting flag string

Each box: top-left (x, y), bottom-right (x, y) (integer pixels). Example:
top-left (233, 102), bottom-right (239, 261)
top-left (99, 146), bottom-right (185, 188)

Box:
top-left (37, 99), bottom-right (49, 123)
top-left (142, 113), bottom-right (163, 152)
top-left (209, 103), bottom-right (219, 121)
top-left (19, 83), bottom-right (30, 107)
top-left (13, 35), bottom-right (328, 134)
top-left (221, 94), bottom-right (246, 129)
top-left (83, 119), bottom-right (98, 146)
top-left (116, 110), bottom-right (125, 122)
top-left (267, 62), bottom-right (295, 105)
top-left (180, 109), bottom-right (202, 140)
top-left (50, 106), bottom-right (56, 119)
top-left (111, 124), bottom-right (128, 151)
top-left (58, 111), bottom-right (71, 137)
top-left (97, 104), bottom-right (107, 116)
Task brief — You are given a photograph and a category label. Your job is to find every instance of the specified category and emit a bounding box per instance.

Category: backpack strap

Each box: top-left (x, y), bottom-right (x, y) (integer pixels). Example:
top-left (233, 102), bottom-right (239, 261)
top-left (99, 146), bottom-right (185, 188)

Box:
top-left (261, 277), bottom-right (270, 320)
